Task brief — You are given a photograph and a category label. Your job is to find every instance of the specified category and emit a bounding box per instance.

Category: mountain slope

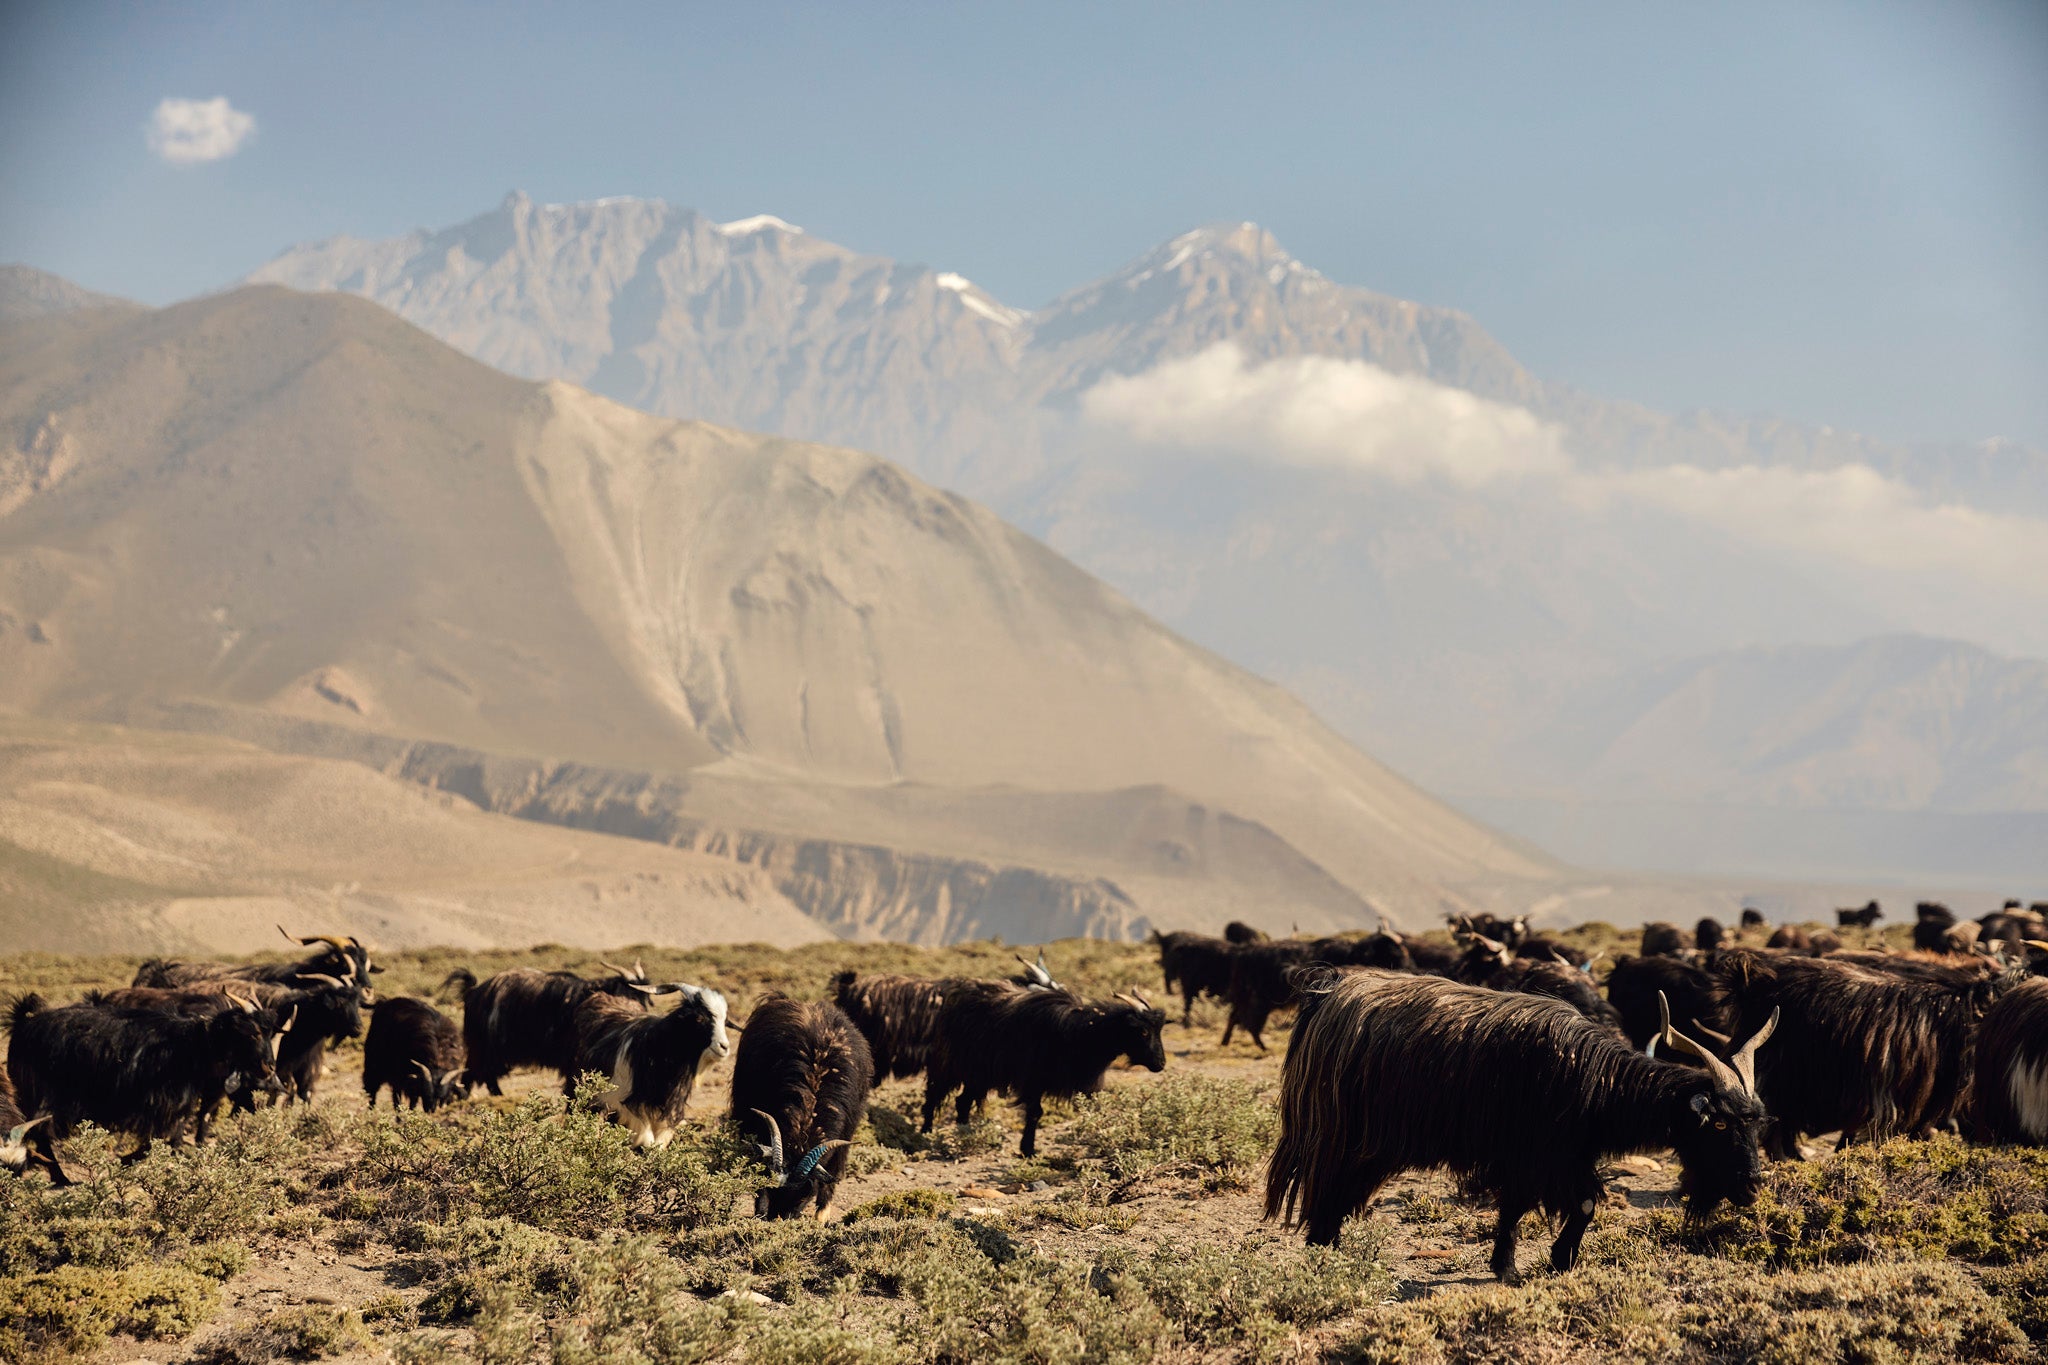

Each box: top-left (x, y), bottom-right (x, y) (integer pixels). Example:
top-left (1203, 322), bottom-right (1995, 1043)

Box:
top-left (0, 287), bottom-right (1562, 940)
top-left (0, 265), bottom-right (133, 326)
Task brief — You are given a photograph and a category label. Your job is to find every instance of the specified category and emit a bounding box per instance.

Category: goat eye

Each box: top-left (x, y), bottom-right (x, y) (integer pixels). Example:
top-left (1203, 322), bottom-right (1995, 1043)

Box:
top-left (1713, 1120), bottom-right (1727, 1130)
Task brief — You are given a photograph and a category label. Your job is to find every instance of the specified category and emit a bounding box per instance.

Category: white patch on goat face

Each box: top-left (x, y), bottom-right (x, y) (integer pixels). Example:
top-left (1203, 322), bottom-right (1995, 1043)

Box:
top-left (2011, 1056), bottom-right (2048, 1140)
top-left (690, 986), bottom-right (731, 1065)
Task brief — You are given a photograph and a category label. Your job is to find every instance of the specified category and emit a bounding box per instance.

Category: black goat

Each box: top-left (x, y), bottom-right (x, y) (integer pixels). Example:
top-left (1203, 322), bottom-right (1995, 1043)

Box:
top-left (82, 984), bottom-right (306, 1133)
top-left (1766, 925), bottom-right (1815, 954)
top-left (1605, 954), bottom-right (1740, 1054)
top-left (1223, 921), bottom-right (1268, 944)
top-left (1153, 931), bottom-right (1238, 1025)
top-left (1403, 936), bottom-right (1462, 977)
top-left (730, 996), bottom-right (872, 1219)
top-left (1912, 902), bottom-right (1958, 954)
top-left (1516, 935), bottom-right (1591, 972)
top-left (363, 997), bottom-right (469, 1112)
top-left (135, 928), bottom-right (378, 996)
top-left (1705, 948), bottom-right (2005, 1155)
top-left (1266, 969), bottom-right (1774, 1279)
top-left (1639, 922), bottom-right (1688, 958)
top-left (1451, 913), bottom-right (1528, 947)
top-left (830, 971), bottom-right (952, 1081)
top-left (1221, 940), bottom-right (1314, 1050)
top-left (1972, 979), bottom-right (2048, 1144)
top-left (1836, 900), bottom-right (1883, 930)
top-left (1695, 918), bottom-right (1726, 952)
top-left (922, 982), bottom-right (1166, 1156)
top-left (7, 991), bottom-right (282, 1184)
top-left (1453, 937), bottom-right (1619, 1028)
top-left (570, 984), bottom-right (731, 1147)
top-left (442, 963), bottom-right (655, 1094)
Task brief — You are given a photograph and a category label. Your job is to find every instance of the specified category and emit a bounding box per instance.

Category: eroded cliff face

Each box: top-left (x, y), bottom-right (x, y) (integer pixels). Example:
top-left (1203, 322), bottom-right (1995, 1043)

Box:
top-left (375, 742), bottom-right (1147, 944)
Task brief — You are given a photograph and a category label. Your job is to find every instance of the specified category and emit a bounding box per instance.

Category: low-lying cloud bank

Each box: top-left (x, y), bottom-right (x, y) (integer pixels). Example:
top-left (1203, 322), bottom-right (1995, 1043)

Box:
top-left (1083, 343), bottom-right (2048, 654)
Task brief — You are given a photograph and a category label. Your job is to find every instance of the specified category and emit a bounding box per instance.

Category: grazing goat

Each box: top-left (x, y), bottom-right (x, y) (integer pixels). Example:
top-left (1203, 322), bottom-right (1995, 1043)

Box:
top-left (136, 928), bottom-right (377, 996)
top-left (1153, 932), bottom-right (1237, 1026)
top-left (1221, 940), bottom-right (1313, 1050)
top-left (730, 996), bottom-right (872, 1219)
top-left (1639, 922), bottom-right (1688, 958)
top-left (1454, 937), bottom-right (1620, 1028)
top-left (1403, 936), bottom-right (1461, 977)
top-left (1516, 935), bottom-right (1591, 971)
top-left (1605, 955), bottom-right (1740, 1054)
top-left (82, 984), bottom-right (309, 1130)
top-left (922, 982), bottom-right (1166, 1156)
top-left (1452, 913), bottom-right (1528, 947)
top-left (1223, 920), bottom-right (1268, 944)
top-left (1, 1070), bottom-right (47, 1176)
top-left (1705, 948), bottom-right (2005, 1156)
top-left (570, 984), bottom-right (731, 1147)
top-left (1972, 979), bottom-right (2048, 1144)
top-left (1696, 918), bottom-right (1726, 952)
top-left (831, 971), bottom-right (951, 1081)
top-left (1837, 900), bottom-right (1883, 930)
top-left (363, 997), bottom-right (469, 1112)
top-left (1740, 907), bottom-right (1768, 930)
top-left (1266, 970), bottom-right (1774, 1279)
top-left (442, 963), bottom-right (655, 1095)
top-left (7, 991), bottom-right (281, 1184)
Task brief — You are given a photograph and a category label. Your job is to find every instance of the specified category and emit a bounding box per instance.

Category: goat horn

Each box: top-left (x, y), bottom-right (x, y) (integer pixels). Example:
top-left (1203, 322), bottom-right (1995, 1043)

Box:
top-left (2026, 941), bottom-right (2048, 952)
top-left (277, 924), bottom-right (299, 945)
top-left (1657, 991), bottom-right (1746, 1095)
top-left (1690, 1018), bottom-right (1734, 1048)
top-left (412, 1060), bottom-right (435, 1083)
top-left (8, 1115), bottom-right (50, 1142)
top-left (1129, 987), bottom-right (1153, 1010)
top-left (1728, 1007), bottom-right (1778, 1096)
top-left (222, 990), bottom-right (259, 1015)
top-left (305, 935), bottom-right (352, 951)
top-left (296, 973), bottom-right (347, 990)
top-left (599, 960), bottom-right (631, 976)
top-left (633, 958), bottom-right (645, 980)
top-left (749, 1109), bottom-right (786, 1175)
top-left (278, 1005), bottom-right (298, 1035)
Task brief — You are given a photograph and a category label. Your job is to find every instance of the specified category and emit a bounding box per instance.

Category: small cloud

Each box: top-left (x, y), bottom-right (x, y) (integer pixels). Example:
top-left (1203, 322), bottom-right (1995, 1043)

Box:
top-left (147, 96), bottom-right (256, 165)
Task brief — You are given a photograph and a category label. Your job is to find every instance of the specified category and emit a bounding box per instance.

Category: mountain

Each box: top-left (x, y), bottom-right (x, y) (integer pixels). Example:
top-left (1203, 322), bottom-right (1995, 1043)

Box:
top-left (0, 286), bottom-right (1573, 945)
top-left (0, 712), bottom-right (828, 955)
top-left (244, 197), bottom-right (2048, 883)
top-left (0, 265), bottom-right (132, 326)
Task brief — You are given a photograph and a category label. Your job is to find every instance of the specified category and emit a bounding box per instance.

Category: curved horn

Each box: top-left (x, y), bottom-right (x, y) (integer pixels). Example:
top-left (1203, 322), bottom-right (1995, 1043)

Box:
top-left (277, 1005), bottom-right (298, 1035)
top-left (792, 1139), bottom-right (852, 1181)
top-left (302, 934), bottom-right (352, 952)
top-left (7, 1114), bottom-right (50, 1142)
top-left (749, 1109), bottom-right (786, 1176)
top-left (295, 973), bottom-right (347, 990)
top-left (222, 990), bottom-right (259, 1015)
top-left (1128, 987), bottom-right (1153, 1010)
top-left (599, 960), bottom-right (632, 977)
top-left (1728, 1007), bottom-right (1778, 1096)
top-left (1690, 1018), bottom-right (1734, 1048)
top-left (1657, 991), bottom-right (1745, 1094)
top-left (277, 924), bottom-right (299, 945)
top-left (412, 1060), bottom-right (435, 1085)
top-left (2025, 940), bottom-right (2048, 953)
top-left (632, 958), bottom-right (645, 981)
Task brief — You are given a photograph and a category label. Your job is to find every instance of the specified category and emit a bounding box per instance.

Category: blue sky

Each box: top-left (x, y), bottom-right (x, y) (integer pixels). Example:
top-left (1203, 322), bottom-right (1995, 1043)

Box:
top-left (2, 0), bottom-right (2044, 446)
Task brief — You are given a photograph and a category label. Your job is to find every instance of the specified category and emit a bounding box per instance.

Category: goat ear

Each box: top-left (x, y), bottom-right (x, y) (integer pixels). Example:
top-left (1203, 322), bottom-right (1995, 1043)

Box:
top-left (1689, 1092), bottom-right (1711, 1120)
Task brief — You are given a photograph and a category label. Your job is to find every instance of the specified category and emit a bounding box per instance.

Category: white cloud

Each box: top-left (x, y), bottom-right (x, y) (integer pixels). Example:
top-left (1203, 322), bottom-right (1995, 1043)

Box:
top-left (147, 97), bottom-right (256, 165)
top-left (1080, 343), bottom-right (1569, 488)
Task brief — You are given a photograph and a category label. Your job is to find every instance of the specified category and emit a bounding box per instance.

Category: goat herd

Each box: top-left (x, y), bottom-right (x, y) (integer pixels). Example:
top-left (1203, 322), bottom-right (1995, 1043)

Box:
top-left (3, 903), bottom-right (2046, 1283)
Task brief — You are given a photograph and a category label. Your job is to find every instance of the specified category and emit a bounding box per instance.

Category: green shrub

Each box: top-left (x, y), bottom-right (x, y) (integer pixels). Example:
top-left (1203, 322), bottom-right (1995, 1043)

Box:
top-left (191, 1305), bottom-right (374, 1363)
top-left (841, 1188), bottom-right (957, 1223)
top-left (1100, 1238), bottom-right (1386, 1356)
top-left (0, 1262), bottom-right (219, 1364)
top-left (1064, 1074), bottom-right (1276, 1191)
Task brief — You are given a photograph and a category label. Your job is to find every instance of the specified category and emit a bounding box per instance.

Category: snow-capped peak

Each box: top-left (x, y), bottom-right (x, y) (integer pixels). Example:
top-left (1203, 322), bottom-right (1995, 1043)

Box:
top-left (719, 214), bottom-right (803, 236)
top-left (931, 271), bottom-right (1024, 327)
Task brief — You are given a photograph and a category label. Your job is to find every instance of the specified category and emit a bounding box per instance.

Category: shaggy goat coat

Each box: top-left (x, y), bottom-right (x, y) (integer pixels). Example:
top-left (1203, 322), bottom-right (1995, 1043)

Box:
top-left (730, 996), bottom-right (873, 1218)
top-left (1265, 970), bottom-right (1770, 1279)
top-left (1971, 978), bottom-right (2048, 1144)
top-left (443, 966), bottom-right (652, 1094)
top-left (830, 971), bottom-right (951, 1081)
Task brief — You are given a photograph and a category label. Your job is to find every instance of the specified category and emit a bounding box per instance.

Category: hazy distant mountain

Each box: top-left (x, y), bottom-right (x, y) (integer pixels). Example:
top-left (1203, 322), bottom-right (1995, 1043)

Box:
top-left (0, 265), bottom-right (131, 325)
top-left (0, 286), bottom-right (1573, 942)
top-left (1510, 636), bottom-right (2048, 813)
top-left (244, 197), bottom-right (2048, 883)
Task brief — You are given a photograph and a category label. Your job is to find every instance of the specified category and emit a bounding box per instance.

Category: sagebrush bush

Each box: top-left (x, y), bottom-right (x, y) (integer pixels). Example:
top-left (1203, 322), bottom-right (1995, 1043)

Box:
top-left (191, 1305), bottom-right (374, 1364)
top-left (1099, 1238), bottom-right (1387, 1358)
top-left (1065, 1073), bottom-right (1277, 1191)
top-left (0, 1262), bottom-right (220, 1365)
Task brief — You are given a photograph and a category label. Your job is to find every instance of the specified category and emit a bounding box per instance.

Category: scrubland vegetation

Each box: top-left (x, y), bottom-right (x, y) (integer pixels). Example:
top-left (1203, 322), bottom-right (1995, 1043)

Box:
top-left (3, 924), bottom-right (2045, 1363)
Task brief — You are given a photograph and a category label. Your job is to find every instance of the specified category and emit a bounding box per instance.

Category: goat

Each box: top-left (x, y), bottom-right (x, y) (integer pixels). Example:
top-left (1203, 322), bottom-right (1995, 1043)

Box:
top-left (1265, 969), bottom-right (1774, 1279)
top-left (1453, 936), bottom-right (1620, 1029)
top-left (81, 984), bottom-right (306, 1132)
top-left (569, 983), bottom-right (731, 1147)
top-left (442, 963), bottom-right (655, 1095)
top-left (1836, 901), bottom-right (1883, 930)
top-left (1221, 940), bottom-right (1313, 1050)
top-left (1223, 921), bottom-right (1268, 944)
top-left (1605, 954), bottom-right (1740, 1054)
top-left (116, 973), bottom-right (360, 1105)
top-left (830, 971), bottom-right (951, 1082)
top-left (0, 1070), bottom-right (48, 1176)
top-left (1705, 947), bottom-right (2005, 1156)
top-left (1696, 918), bottom-right (1726, 952)
top-left (135, 928), bottom-right (378, 997)
top-left (7, 991), bottom-right (282, 1184)
top-left (1913, 902), bottom-right (1958, 954)
top-left (1766, 925), bottom-right (1814, 954)
top-left (1451, 913), bottom-right (1528, 947)
top-left (1153, 932), bottom-right (1238, 1026)
top-left (729, 996), bottom-right (872, 1219)
top-left (1516, 935), bottom-right (1591, 972)
top-left (1972, 979), bottom-right (2048, 1144)
top-left (922, 982), bottom-right (1166, 1156)
top-left (363, 997), bottom-right (469, 1112)
top-left (1639, 922), bottom-right (1688, 958)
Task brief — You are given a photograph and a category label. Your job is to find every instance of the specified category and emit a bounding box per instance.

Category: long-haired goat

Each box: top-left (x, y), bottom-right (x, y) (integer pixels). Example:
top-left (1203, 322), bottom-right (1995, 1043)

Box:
top-left (1605, 954), bottom-right (1740, 1054)
top-left (1152, 932), bottom-right (1238, 1026)
top-left (1705, 947), bottom-right (2005, 1155)
top-left (730, 996), bottom-right (872, 1219)
top-left (1221, 940), bottom-right (1314, 1050)
top-left (1640, 922), bottom-right (1689, 958)
top-left (7, 991), bottom-right (282, 1184)
top-left (442, 963), bottom-right (655, 1095)
top-left (1972, 978), bottom-right (2048, 1144)
top-left (1696, 918), bottom-right (1726, 952)
top-left (1265, 970), bottom-right (1774, 1279)
top-left (1837, 900), bottom-right (1883, 930)
top-left (363, 997), bottom-right (469, 1112)
top-left (1766, 925), bottom-right (1815, 954)
top-left (82, 984), bottom-right (307, 1131)
top-left (1223, 920), bottom-right (1268, 944)
top-left (922, 982), bottom-right (1166, 1156)
top-left (830, 971), bottom-right (953, 1082)
top-left (135, 928), bottom-right (377, 996)
top-left (569, 983), bottom-right (731, 1148)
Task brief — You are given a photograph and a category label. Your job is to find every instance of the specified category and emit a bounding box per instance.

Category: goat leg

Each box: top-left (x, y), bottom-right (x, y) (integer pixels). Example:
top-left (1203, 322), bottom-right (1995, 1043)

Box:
top-left (1491, 1196), bottom-right (1534, 1282)
top-left (1019, 1094), bottom-right (1043, 1158)
top-left (1548, 1176), bottom-right (1602, 1272)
